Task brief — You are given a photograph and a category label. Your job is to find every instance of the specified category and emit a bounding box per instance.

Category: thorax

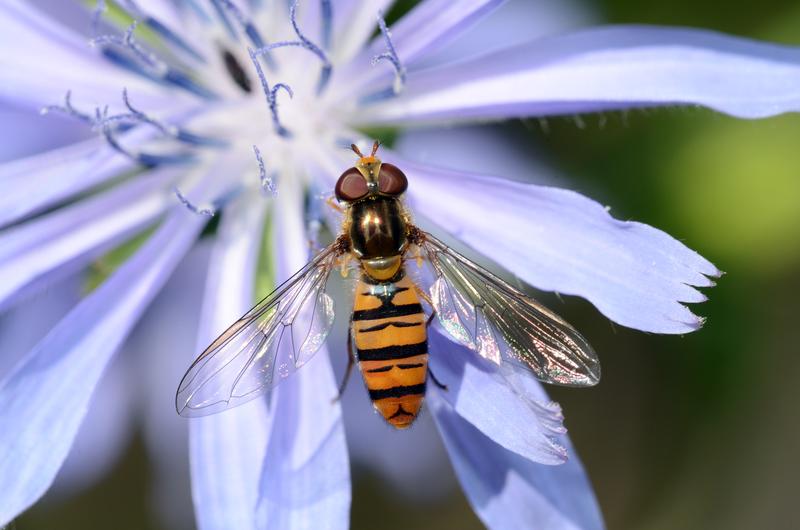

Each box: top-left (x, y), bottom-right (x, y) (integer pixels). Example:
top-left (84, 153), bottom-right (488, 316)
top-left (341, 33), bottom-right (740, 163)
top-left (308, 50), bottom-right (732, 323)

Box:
top-left (347, 197), bottom-right (408, 281)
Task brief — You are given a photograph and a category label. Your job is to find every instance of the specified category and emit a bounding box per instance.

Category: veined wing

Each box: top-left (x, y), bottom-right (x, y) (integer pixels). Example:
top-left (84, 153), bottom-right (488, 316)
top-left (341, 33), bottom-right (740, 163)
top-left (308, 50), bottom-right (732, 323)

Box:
top-left (176, 242), bottom-right (344, 417)
top-left (417, 230), bottom-right (600, 387)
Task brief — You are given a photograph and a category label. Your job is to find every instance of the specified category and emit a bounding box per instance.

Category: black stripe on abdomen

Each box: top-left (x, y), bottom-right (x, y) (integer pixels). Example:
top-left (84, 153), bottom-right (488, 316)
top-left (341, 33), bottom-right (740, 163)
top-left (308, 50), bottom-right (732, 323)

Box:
top-left (359, 320), bottom-right (422, 333)
top-left (365, 362), bottom-right (425, 374)
top-left (368, 383), bottom-right (427, 400)
top-left (352, 303), bottom-right (423, 321)
top-left (357, 342), bottom-right (427, 361)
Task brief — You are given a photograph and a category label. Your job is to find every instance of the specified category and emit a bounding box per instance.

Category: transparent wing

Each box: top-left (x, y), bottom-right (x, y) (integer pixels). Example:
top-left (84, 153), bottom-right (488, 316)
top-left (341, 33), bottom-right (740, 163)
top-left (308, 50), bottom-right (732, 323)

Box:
top-left (418, 230), bottom-right (600, 387)
top-left (176, 243), bottom-right (342, 417)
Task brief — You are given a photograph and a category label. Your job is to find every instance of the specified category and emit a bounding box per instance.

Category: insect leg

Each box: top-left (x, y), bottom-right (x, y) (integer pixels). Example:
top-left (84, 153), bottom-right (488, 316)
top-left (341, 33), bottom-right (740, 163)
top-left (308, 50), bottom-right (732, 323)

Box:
top-left (410, 277), bottom-right (434, 311)
top-left (422, 309), bottom-right (448, 391)
top-left (325, 195), bottom-right (344, 213)
top-left (426, 311), bottom-right (436, 328)
top-left (406, 275), bottom-right (447, 391)
top-left (333, 320), bottom-right (356, 402)
top-left (428, 365), bottom-right (448, 391)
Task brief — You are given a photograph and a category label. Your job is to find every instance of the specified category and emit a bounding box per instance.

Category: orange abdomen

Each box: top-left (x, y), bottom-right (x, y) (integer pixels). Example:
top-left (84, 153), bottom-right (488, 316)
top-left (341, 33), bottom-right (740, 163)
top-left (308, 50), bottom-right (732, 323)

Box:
top-left (353, 271), bottom-right (428, 429)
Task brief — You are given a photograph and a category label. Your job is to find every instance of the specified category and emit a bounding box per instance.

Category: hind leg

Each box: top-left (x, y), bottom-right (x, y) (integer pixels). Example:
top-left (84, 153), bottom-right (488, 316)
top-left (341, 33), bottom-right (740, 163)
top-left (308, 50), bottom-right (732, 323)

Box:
top-left (428, 368), bottom-right (448, 391)
top-left (408, 278), bottom-right (448, 391)
top-left (423, 309), bottom-right (448, 391)
top-left (333, 322), bottom-right (356, 402)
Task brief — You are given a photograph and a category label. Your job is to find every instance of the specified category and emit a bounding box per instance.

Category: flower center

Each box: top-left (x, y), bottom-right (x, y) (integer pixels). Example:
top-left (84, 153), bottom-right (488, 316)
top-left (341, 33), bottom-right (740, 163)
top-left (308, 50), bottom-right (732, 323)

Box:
top-left (41, 1), bottom-right (409, 216)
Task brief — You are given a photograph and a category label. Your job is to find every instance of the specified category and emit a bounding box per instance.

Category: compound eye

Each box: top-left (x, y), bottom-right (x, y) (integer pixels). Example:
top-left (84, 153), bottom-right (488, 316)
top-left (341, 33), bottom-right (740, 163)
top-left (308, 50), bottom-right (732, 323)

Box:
top-left (335, 168), bottom-right (368, 201)
top-left (378, 163), bottom-right (408, 195)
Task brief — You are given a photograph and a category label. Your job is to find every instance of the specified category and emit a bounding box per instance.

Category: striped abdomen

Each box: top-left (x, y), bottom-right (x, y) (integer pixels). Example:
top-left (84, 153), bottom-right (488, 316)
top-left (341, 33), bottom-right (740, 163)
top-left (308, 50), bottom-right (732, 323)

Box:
top-left (353, 271), bottom-right (428, 429)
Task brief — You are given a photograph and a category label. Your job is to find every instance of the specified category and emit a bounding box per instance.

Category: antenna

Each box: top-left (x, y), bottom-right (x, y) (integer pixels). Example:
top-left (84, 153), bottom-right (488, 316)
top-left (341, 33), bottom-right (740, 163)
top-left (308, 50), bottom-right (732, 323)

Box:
top-left (350, 143), bottom-right (364, 157)
top-left (370, 140), bottom-right (381, 156)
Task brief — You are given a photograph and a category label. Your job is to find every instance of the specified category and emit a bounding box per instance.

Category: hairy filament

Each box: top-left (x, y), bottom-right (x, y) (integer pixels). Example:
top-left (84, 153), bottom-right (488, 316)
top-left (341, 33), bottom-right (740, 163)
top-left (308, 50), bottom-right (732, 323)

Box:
top-left (72, 104), bottom-right (195, 167)
top-left (372, 12), bottom-right (406, 95)
top-left (92, 21), bottom-right (165, 74)
top-left (260, 1), bottom-right (332, 93)
top-left (248, 47), bottom-right (293, 137)
top-left (117, 0), bottom-right (206, 62)
top-left (183, 0), bottom-right (213, 22)
top-left (209, 0), bottom-right (238, 40)
top-left (92, 21), bottom-right (217, 99)
top-left (211, 0), bottom-right (269, 50)
top-left (91, 0), bottom-right (107, 36)
top-left (122, 89), bottom-right (227, 147)
top-left (40, 91), bottom-right (93, 124)
top-left (320, 0), bottom-right (332, 50)
top-left (173, 187), bottom-right (216, 217)
top-left (101, 125), bottom-right (195, 167)
top-left (253, 145), bottom-right (277, 195)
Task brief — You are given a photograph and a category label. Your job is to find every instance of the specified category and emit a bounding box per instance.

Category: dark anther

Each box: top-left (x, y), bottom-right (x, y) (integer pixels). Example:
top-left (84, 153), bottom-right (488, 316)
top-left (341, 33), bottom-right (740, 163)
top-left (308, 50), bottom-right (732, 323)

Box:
top-left (223, 49), bottom-right (252, 93)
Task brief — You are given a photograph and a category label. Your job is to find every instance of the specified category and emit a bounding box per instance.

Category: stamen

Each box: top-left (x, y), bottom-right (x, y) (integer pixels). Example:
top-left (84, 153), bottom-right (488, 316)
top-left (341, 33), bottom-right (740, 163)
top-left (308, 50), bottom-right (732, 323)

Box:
top-left (101, 123), bottom-right (195, 167)
top-left (248, 47), bottom-right (293, 137)
top-left (211, 0), bottom-right (270, 51)
top-left (183, 0), bottom-right (212, 22)
top-left (92, 21), bottom-right (165, 73)
top-left (40, 91), bottom-right (93, 124)
top-left (259, 1), bottom-right (332, 93)
top-left (92, 22), bottom-right (217, 100)
top-left (209, 0), bottom-right (238, 41)
top-left (372, 12), bottom-right (406, 95)
top-left (122, 88), bottom-right (172, 135)
top-left (92, 105), bottom-right (196, 167)
top-left (253, 145), bottom-right (277, 195)
top-left (117, 0), bottom-right (207, 62)
top-left (91, 0), bottom-right (107, 36)
top-left (173, 187), bottom-right (216, 216)
top-left (320, 0), bottom-right (332, 50)
top-left (122, 88), bottom-right (227, 147)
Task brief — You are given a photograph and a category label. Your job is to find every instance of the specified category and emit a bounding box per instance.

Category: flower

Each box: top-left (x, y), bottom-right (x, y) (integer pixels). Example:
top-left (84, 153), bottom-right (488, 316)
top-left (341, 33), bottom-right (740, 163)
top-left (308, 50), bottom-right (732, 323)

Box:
top-left (2, 0), bottom-right (800, 528)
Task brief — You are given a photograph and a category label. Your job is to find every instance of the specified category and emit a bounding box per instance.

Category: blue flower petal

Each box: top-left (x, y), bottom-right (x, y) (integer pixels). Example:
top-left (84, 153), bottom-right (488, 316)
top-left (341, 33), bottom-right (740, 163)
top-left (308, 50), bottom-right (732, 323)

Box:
top-left (0, 272), bottom-right (132, 499)
top-left (255, 177), bottom-right (350, 530)
top-left (130, 0), bottom-right (184, 30)
top-left (341, 0), bottom-right (504, 91)
top-left (0, 103), bottom-right (90, 163)
top-left (0, 138), bottom-right (136, 228)
top-left (370, 0), bottom-right (504, 64)
top-left (52, 353), bottom-right (135, 498)
top-left (428, 330), bottom-right (569, 465)
top-left (395, 124), bottom-right (558, 185)
top-left (331, 0), bottom-right (395, 63)
top-left (415, 0), bottom-right (598, 68)
top-left (396, 156), bottom-right (719, 334)
top-left (188, 197), bottom-right (273, 530)
top-left (0, 210), bottom-right (204, 526)
top-left (362, 25), bottom-right (800, 124)
top-left (133, 244), bottom-right (210, 529)
top-left (0, 169), bottom-right (174, 310)
top-left (429, 392), bottom-right (604, 530)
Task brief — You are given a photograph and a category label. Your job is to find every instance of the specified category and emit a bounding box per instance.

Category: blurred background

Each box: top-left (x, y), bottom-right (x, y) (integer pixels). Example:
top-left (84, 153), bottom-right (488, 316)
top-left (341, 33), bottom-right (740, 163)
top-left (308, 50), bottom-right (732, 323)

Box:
top-left (4, 0), bottom-right (800, 529)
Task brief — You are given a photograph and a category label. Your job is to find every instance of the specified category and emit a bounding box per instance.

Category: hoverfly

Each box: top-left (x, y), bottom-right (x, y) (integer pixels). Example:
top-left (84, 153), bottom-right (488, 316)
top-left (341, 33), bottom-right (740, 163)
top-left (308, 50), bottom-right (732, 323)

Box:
top-left (176, 141), bottom-right (600, 428)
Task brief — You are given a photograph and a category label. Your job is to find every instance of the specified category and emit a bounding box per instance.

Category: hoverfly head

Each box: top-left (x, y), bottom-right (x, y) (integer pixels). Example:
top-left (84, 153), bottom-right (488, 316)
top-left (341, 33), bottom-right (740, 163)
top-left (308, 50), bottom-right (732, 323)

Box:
top-left (343, 141), bottom-right (408, 200)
